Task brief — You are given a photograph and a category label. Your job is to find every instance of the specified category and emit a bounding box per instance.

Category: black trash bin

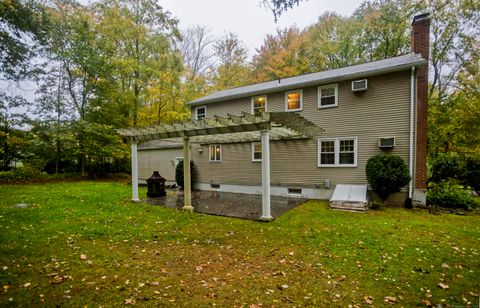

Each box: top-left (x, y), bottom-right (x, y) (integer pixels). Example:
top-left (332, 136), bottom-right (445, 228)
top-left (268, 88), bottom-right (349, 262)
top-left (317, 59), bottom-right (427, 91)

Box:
top-left (146, 171), bottom-right (166, 197)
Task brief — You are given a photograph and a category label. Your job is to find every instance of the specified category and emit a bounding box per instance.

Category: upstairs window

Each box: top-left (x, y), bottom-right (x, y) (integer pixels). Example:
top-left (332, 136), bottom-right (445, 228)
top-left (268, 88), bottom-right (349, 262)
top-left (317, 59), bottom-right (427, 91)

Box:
top-left (209, 144), bottom-right (222, 162)
top-left (285, 90), bottom-right (303, 112)
top-left (195, 106), bottom-right (206, 120)
top-left (318, 137), bottom-right (357, 167)
top-left (252, 96), bottom-right (267, 116)
top-left (252, 142), bottom-right (262, 162)
top-left (318, 84), bottom-right (338, 108)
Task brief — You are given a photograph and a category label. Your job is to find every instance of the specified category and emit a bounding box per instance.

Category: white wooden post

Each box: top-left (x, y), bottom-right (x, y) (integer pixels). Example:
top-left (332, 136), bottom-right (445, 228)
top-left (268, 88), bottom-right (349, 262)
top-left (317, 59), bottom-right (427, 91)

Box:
top-left (131, 141), bottom-right (140, 202)
top-left (182, 137), bottom-right (193, 211)
top-left (261, 130), bottom-right (272, 220)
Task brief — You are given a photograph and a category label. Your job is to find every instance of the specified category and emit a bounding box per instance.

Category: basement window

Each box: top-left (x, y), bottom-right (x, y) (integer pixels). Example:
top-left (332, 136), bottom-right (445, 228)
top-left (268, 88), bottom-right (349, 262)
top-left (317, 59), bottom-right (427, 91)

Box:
top-left (287, 188), bottom-right (302, 195)
top-left (210, 184), bottom-right (220, 189)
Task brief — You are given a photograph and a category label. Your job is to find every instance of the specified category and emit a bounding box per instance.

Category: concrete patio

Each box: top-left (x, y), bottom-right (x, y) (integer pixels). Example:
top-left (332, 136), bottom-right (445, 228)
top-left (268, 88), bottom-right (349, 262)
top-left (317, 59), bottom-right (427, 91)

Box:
top-left (145, 190), bottom-right (307, 221)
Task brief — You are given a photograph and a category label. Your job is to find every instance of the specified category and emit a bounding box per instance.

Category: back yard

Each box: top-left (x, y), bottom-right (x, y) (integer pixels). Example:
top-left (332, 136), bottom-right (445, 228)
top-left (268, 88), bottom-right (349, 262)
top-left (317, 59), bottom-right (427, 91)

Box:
top-left (0, 182), bottom-right (479, 307)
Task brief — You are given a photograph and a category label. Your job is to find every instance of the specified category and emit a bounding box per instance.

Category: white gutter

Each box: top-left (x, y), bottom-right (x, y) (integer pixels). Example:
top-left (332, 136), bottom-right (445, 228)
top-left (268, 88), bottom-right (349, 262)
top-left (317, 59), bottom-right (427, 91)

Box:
top-left (409, 67), bottom-right (415, 199)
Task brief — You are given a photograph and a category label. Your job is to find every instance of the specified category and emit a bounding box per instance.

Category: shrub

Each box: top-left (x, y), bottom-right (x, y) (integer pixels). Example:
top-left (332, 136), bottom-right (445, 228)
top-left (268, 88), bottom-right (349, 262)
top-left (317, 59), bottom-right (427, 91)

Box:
top-left (0, 165), bottom-right (43, 181)
top-left (175, 160), bottom-right (194, 188)
top-left (427, 179), bottom-right (479, 210)
top-left (429, 153), bottom-right (462, 183)
top-left (463, 155), bottom-right (480, 193)
top-left (366, 155), bottom-right (411, 201)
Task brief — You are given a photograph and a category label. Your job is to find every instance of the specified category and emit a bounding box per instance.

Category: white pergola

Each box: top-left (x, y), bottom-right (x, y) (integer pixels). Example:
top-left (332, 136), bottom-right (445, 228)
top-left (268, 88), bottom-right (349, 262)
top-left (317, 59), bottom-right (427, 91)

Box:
top-left (118, 112), bottom-right (320, 220)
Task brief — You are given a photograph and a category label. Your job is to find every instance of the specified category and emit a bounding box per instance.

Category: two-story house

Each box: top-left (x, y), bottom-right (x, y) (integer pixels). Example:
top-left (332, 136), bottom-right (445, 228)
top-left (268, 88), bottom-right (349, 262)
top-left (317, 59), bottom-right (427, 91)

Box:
top-left (135, 13), bottom-right (430, 207)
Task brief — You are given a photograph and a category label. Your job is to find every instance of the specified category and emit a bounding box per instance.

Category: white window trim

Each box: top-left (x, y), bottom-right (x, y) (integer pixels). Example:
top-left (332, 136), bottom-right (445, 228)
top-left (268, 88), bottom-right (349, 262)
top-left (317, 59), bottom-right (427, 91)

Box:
top-left (209, 144), bottom-right (222, 162)
top-left (251, 142), bottom-right (262, 162)
top-left (195, 105), bottom-right (207, 120)
top-left (285, 89), bottom-right (303, 112)
top-left (251, 95), bottom-right (268, 115)
top-left (318, 84), bottom-right (338, 109)
top-left (317, 137), bottom-right (358, 167)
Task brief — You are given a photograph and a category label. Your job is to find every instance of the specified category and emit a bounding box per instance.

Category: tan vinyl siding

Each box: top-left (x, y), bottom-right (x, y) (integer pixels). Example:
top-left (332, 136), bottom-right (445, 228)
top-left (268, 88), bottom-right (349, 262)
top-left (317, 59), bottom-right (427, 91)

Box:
top-left (191, 97), bottom-right (251, 120)
top-left (191, 70), bottom-right (411, 188)
top-left (138, 148), bottom-right (183, 183)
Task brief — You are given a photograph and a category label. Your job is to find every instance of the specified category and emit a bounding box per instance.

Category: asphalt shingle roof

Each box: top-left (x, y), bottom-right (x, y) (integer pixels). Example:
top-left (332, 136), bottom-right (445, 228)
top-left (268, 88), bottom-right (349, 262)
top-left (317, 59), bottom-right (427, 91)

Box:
top-left (188, 53), bottom-right (426, 106)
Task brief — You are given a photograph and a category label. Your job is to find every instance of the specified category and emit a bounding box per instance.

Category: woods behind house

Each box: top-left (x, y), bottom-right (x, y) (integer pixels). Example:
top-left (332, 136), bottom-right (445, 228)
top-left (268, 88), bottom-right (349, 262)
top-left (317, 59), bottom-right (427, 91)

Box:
top-left (1, 0), bottom-right (478, 178)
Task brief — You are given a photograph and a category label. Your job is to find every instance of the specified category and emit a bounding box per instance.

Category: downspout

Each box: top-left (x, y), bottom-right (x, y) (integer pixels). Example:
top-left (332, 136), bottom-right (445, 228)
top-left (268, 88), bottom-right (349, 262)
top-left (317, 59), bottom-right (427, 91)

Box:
top-left (409, 66), bottom-right (415, 199)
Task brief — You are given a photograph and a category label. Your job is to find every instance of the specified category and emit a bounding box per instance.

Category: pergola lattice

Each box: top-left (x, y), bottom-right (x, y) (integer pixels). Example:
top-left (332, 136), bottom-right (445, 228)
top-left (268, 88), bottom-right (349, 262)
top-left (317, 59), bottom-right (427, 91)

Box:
top-left (118, 112), bottom-right (321, 220)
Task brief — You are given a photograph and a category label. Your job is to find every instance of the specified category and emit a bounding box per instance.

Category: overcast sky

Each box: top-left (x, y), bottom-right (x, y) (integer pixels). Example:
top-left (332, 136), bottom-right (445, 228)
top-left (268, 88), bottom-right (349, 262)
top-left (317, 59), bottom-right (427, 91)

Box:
top-left (158, 0), bottom-right (364, 57)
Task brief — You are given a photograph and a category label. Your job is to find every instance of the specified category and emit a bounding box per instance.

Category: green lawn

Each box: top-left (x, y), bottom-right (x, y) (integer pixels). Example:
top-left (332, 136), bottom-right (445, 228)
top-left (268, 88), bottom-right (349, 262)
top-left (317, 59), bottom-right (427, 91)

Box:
top-left (0, 182), bottom-right (479, 307)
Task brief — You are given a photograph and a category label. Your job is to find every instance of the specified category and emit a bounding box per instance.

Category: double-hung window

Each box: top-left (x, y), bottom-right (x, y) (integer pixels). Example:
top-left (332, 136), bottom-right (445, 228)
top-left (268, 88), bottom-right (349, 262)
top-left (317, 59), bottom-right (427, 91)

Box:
top-left (318, 84), bottom-right (338, 108)
top-left (209, 144), bottom-right (221, 162)
top-left (252, 96), bottom-right (267, 116)
top-left (318, 137), bottom-right (357, 167)
top-left (252, 142), bottom-right (262, 162)
top-left (195, 106), bottom-right (206, 120)
top-left (285, 90), bottom-right (303, 112)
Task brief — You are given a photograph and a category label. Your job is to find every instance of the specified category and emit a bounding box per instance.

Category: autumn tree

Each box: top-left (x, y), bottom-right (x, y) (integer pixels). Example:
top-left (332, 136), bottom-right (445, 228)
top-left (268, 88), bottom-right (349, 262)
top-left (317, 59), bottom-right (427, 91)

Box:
top-left (252, 26), bottom-right (309, 82)
top-left (211, 32), bottom-right (251, 90)
top-left (421, 0), bottom-right (480, 155)
top-left (305, 12), bottom-right (362, 71)
top-left (95, 0), bottom-right (182, 127)
top-left (353, 0), bottom-right (412, 61)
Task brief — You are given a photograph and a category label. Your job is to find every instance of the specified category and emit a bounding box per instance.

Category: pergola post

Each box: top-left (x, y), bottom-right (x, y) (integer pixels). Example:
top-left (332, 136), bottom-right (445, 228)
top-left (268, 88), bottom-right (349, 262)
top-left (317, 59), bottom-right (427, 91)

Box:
top-left (261, 129), bottom-right (272, 221)
top-left (131, 141), bottom-right (140, 202)
top-left (182, 136), bottom-right (193, 211)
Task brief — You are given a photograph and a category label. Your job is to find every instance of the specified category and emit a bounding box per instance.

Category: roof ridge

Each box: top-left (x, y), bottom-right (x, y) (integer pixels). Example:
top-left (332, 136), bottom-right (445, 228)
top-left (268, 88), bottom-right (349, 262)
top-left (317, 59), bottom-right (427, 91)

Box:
top-left (189, 53), bottom-right (425, 106)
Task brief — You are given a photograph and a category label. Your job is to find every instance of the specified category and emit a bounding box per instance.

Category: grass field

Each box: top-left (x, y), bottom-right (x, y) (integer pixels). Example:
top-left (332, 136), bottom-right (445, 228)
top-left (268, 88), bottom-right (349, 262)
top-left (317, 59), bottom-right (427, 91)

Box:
top-left (0, 182), bottom-right (479, 307)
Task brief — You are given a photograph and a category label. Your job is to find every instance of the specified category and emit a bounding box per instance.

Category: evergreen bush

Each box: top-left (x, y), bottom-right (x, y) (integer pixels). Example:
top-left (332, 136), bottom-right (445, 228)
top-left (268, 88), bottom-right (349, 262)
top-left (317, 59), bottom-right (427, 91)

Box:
top-left (175, 160), bottom-right (193, 188)
top-left (366, 154), bottom-right (411, 201)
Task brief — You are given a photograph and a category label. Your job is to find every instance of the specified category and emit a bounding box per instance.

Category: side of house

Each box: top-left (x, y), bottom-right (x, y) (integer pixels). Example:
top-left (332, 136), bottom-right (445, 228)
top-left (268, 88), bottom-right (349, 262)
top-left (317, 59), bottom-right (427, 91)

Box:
top-left (136, 13), bottom-right (430, 205)
top-left (138, 141), bottom-right (183, 185)
top-left (188, 70), bottom-right (413, 203)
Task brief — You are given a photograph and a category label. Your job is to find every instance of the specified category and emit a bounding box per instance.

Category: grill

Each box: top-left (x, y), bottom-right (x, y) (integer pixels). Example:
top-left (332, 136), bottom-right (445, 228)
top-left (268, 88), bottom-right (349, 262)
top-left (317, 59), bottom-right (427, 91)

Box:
top-left (146, 171), bottom-right (166, 198)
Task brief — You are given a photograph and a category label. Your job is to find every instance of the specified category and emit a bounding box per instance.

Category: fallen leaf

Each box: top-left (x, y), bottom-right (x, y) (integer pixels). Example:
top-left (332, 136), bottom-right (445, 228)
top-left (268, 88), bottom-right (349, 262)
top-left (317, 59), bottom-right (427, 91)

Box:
top-left (50, 275), bottom-right (70, 285)
top-left (80, 254), bottom-right (88, 260)
top-left (438, 283), bottom-right (449, 290)
top-left (278, 284), bottom-right (289, 290)
top-left (23, 283), bottom-right (31, 288)
top-left (441, 263), bottom-right (449, 268)
top-left (124, 298), bottom-right (135, 305)
top-left (422, 299), bottom-right (432, 307)
top-left (384, 296), bottom-right (397, 304)
top-left (364, 295), bottom-right (374, 304)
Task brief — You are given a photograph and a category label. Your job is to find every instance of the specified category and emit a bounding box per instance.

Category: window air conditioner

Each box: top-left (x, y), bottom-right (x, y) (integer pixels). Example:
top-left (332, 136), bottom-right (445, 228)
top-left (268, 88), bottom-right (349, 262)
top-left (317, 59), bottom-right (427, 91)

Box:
top-left (378, 137), bottom-right (395, 148)
top-left (352, 79), bottom-right (368, 92)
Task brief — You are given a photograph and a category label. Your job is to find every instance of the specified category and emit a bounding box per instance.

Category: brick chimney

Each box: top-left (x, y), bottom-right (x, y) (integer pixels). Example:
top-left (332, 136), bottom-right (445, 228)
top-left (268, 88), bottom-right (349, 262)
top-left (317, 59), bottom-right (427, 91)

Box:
top-left (412, 13), bottom-right (430, 191)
